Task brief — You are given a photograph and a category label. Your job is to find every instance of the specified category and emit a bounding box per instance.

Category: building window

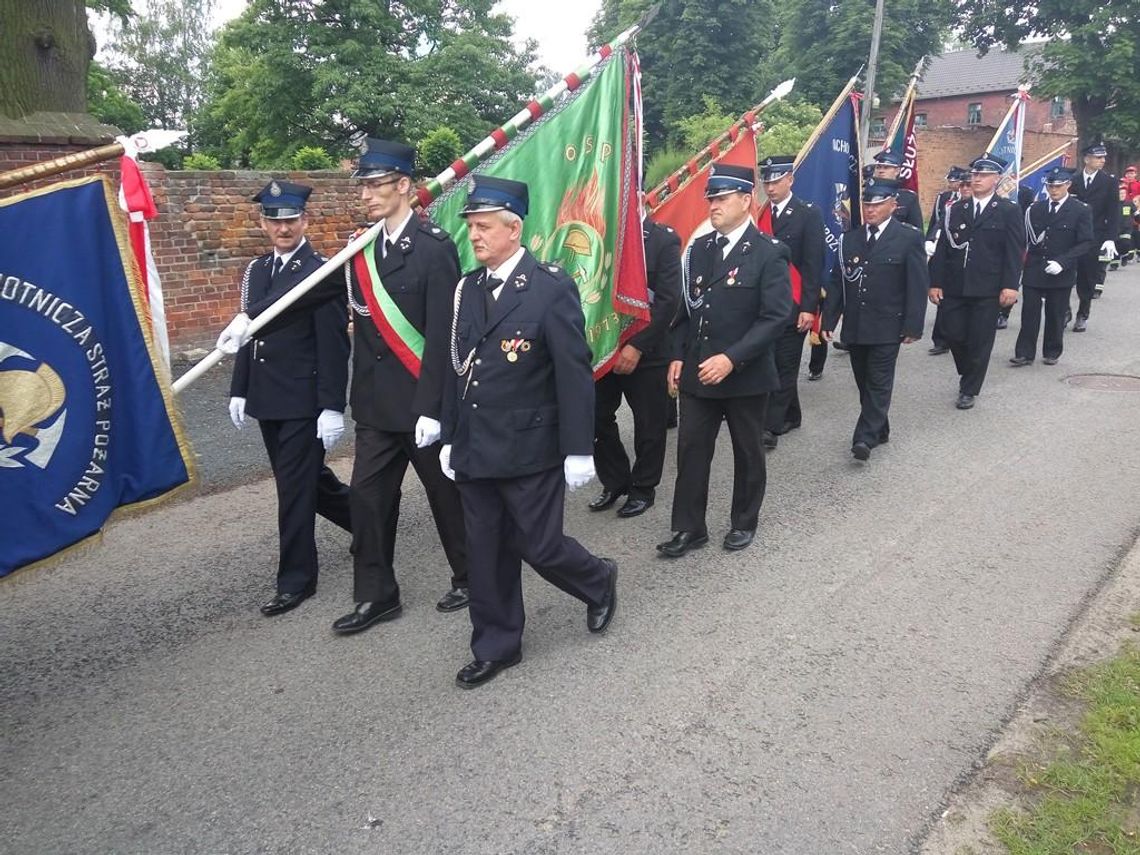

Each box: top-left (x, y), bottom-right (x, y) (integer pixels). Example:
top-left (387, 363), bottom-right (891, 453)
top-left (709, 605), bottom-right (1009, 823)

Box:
top-left (967, 103), bottom-right (982, 125)
top-left (1051, 96), bottom-right (1065, 118)
top-left (870, 117), bottom-right (886, 137)
top-left (915, 113), bottom-right (928, 128)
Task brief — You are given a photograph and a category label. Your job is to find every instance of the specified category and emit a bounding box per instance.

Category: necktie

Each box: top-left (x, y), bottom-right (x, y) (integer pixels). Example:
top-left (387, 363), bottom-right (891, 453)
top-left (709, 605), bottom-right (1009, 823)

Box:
top-left (382, 239), bottom-right (396, 259)
top-left (866, 226), bottom-right (878, 252)
top-left (716, 235), bottom-right (730, 258)
top-left (1049, 201), bottom-right (1058, 217)
top-left (974, 202), bottom-right (982, 219)
top-left (272, 256), bottom-right (283, 277)
top-left (484, 274), bottom-right (502, 315)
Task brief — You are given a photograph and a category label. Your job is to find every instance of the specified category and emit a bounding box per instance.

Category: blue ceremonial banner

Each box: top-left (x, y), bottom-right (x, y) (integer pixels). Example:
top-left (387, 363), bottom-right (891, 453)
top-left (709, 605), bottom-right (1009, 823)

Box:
top-left (794, 91), bottom-right (864, 280)
top-left (987, 92), bottom-right (1028, 200)
top-left (0, 177), bottom-right (194, 577)
top-left (1022, 155), bottom-right (1065, 201)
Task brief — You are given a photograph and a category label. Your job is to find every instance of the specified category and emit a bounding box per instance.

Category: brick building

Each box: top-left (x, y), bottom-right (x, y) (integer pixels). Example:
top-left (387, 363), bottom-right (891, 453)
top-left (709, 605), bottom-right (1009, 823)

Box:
top-left (871, 44), bottom-right (1077, 139)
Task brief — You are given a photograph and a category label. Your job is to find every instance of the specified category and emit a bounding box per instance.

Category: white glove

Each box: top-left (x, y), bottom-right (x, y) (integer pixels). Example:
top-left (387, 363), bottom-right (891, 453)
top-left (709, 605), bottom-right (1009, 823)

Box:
top-left (1101, 240), bottom-right (1118, 260)
top-left (216, 312), bottom-right (252, 355)
top-left (439, 444), bottom-right (455, 481)
top-left (228, 397), bottom-right (246, 429)
top-left (1044, 260), bottom-right (1063, 275)
top-left (924, 240), bottom-right (936, 258)
top-left (414, 416), bottom-right (442, 448)
top-left (564, 455), bottom-right (596, 491)
top-left (316, 409), bottom-right (345, 451)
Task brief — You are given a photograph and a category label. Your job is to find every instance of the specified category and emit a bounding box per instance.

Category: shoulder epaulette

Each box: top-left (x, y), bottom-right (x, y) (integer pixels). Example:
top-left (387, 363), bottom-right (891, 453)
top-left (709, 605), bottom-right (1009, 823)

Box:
top-left (419, 219), bottom-right (451, 241)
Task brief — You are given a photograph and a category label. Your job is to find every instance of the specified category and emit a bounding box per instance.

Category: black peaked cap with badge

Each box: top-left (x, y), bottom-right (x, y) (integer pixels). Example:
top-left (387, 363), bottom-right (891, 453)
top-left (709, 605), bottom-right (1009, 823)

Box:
top-left (353, 138), bottom-right (416, 179)
top-left (252, 180), bottom-right (312, 219)
top-left (459, 175), bottom-right (530, 218)
top-left (705, 163), bottom-right (755, 198)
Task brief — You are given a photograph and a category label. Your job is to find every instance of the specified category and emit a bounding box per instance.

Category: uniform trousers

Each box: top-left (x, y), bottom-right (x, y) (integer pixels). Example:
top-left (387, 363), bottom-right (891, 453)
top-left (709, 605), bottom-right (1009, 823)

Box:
top-left (671, 392), bottom-right (769, 534)
top-left (258, 418), bottom-right (352, 595)
top-left (847, 343), bottom-right (900, 447)
top-left (593, 364), bottom-right (669, 501)
top-left (1016, 285), bottom-right (1072, 360)
top-left (766, 326), bottom-right (807, 431)
top-left (808, 340), bottom-right (828, 375)
top-left (941, 294), bottom-right (1001, 396)
top-left (930, 304), bottom-right (948, 348)
top-left (350, 424), bottom-right (467, 603)
top-left (1075, 250), bottom-right (1106, 318)
top-left (457, 466), bottom-right (611, 661)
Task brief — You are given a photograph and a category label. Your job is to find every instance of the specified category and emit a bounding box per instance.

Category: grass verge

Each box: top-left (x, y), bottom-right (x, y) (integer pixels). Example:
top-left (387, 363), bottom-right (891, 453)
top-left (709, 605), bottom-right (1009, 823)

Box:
top-left (989, 644), bottom-right (1140, 854)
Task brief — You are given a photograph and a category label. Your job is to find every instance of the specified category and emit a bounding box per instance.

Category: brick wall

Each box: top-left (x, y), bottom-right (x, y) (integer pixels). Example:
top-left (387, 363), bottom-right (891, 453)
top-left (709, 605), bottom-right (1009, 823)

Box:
top-left (0, 143), bottom-right (123, 196)
top-left (873, 93), bottom-right (1077, 137)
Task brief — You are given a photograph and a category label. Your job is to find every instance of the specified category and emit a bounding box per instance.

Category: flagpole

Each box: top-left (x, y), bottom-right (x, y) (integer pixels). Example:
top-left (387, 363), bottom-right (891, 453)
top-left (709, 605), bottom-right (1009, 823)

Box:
top-left (985, 87), bottom-right (1031, 153)
top-left (171, 6), bottom-right (660, 395)
top-left (1019, 139), bottom-right (1079, 177)
top-left (883, 57), bottom-right (925, 145)
top-left (796, 74), bottom-right (861, 169)
top-left (645, 78), bottom-right (795, 210)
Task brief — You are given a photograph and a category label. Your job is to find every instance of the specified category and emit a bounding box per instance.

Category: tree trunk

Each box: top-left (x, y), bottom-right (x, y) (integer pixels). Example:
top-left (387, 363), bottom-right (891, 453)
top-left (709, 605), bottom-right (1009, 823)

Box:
top-left (0, 1), bottom-right (94, 118)
top-left (1069, 94), bottom-right (1106, 152)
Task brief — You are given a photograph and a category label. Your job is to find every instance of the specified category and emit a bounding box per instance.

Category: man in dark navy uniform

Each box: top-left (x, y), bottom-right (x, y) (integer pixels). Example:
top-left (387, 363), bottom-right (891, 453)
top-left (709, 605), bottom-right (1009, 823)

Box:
top-left (1011, 167), bottom-right (1094, 366)
top-left (925, 166), bottom-right (968, 355)
top-left (872, 150), bottom-right (924, 230)
top-left (757, 154), bottom-right (825, 449)
top-left (589, 205), bottom-right (681, 518)
top-left (930, 152), bottom-right (1025, 409)
top-left (229, 181), bottom-right (352, 616)
top-left (1070, 143), bottom-right (1118, 330)
top-left (659, 162), bottom-right (792, 558)
top-left (821, 180), bottom-right (928, 461)
top-left (439, 176), bottom-right (617, 689)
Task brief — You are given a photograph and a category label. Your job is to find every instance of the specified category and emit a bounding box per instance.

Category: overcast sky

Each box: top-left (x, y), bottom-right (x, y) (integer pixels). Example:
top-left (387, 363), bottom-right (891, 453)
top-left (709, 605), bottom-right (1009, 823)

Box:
top-left (209, 0), bottom-right (603, 73)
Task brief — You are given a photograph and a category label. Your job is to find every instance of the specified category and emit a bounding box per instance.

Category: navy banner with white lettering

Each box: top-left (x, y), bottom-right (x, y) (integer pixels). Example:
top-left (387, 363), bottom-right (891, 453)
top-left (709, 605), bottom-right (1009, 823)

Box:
top-left (0, 177), bottom-right (193, 577)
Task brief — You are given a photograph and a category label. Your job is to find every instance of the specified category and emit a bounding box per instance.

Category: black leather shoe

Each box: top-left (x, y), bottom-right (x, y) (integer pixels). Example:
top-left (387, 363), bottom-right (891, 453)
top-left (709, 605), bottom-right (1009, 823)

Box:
top-left (588, 488), bottom-right (627, 511)
top-left (955, 393), bottom-right (976, 410)
top-left (260, 588), bottom-right (314, 616)
top-left (331, 599), bottom-right (403, 634)
top-left (928, 345), bottom-right (950, 355)
top-left (996, 314), bottom-right (1009, 330)
top-left (780, 420), bottom-right (802, 434)
top-left (807, 370), bottom-right (823, 381)
top-left (436, 587), bottom-right (470, 612)
top-left (723, 528), bottom-right (755, 551)
top-left (456, 652), bottom-right (521, 689)
top-left (1043, 356), bottom-right (1059, 365)
top-left (616, 497), bottom-right (653, 518)
top-left (851, 441), bottom-right (871, 461)
top-left (763, 430), bottom-right (778, 450)
top-left (656, 531), bottom-right (709, 558)
top-left (832, 341), bottom-right (850, 352)
top-left (1072, 316), bottom-right (1087, 332)
top-left (1009, 356), bottom-right (1033, 367)
top-left (878, 432), bottom-right (890, 444)
top-left (587, 559), bottom-right (617, 633)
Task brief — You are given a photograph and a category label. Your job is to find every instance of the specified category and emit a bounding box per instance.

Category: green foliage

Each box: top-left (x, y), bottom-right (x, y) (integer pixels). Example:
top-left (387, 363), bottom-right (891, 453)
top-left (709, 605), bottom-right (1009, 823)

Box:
top-left (674, 96), bottom-right (737, 153)
top-left (290, 146), bottom-right (336, 171)
top-left (954, 0), bottom-right (1140, 150)
top-left (589, 0), bottom-right (780, 150)
top-left (86, 0), bottom-right (133, 24)
top-left (774, 0), bottom-right (949, 109)
top-left (141, 148), bottom-right (183, 170)
top-left (182, 152), bottom-right (222, 170)
top-left (198, 0), bottom-right (540, 169)
top-left (86, 62), bottom-right (145, 134)
top-left (644, 146), bottom-right (689, 188)
top-left (756, 100), bottom-right (824, 161)
top-left (417, 127), bottom-right (463, 178)
top-left (989, 646), bottom-right (1140, 852)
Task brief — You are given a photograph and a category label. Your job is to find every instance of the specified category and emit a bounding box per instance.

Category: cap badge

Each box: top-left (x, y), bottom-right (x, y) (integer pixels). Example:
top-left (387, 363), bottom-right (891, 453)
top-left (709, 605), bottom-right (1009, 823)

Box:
top-left (269, 181), bottom-right (282, 197)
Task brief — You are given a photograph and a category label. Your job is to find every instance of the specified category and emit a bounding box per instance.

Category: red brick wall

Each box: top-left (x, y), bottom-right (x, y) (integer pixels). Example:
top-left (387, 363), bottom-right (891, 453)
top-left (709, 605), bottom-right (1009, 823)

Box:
top-left (143, 166), bottom-right (363, 347)
top-left (0, 143), bottom-right (123, 196)
top-left (873, 93), bottom-right (1077, 137)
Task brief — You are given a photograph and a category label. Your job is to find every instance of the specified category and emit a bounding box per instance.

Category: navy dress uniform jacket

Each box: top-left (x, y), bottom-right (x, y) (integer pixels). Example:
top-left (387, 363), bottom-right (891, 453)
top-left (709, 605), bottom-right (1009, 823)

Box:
top-left (769, 194), bottom-right (825, 315)
top-left (625, 219), bottom-right (682, 366)
top-left (1023, 197), bottom-right (1096, 290)
top-left (441, 251), bottom-right (595, 481)
top-left (230, 240), bottom-right (349, 419)
top-left (672, 223), bottom-right (793, 398)
top-left (822, 220), bottom-right (929, 345)
top-left (893, 188), bottom-right (924, 231)
top-left (1071, 170), bottom-right (1117, 244)
top-left (348, 218), bottom-right (460, 431)
top-left (930, 196), bottom-right (1026, 297)
top-left (926, 190), bottom-right (956, 241)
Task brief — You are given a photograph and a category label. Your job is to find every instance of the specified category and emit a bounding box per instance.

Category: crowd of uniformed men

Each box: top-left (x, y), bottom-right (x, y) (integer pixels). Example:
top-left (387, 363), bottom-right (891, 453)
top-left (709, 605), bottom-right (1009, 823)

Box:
top-left (215, 138), bottom-right (1121, 688)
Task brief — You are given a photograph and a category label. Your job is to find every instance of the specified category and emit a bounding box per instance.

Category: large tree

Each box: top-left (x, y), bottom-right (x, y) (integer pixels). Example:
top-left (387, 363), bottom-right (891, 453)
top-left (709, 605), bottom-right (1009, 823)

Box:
top-left (0, 0), bottom-right (130, 119)
top-left (773, 0), bottom-right (951, 111)
top-left (589, 0), bottom-right (780, 152)
top-left (196, 0), bottom-right (541, 168)
top-left (954, 0), bottom-right (1140, 151)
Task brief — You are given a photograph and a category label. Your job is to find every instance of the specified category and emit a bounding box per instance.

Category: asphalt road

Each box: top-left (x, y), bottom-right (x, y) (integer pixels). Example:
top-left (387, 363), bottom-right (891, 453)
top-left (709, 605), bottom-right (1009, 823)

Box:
top-left (5, 265), bottom-right (1140, 854)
